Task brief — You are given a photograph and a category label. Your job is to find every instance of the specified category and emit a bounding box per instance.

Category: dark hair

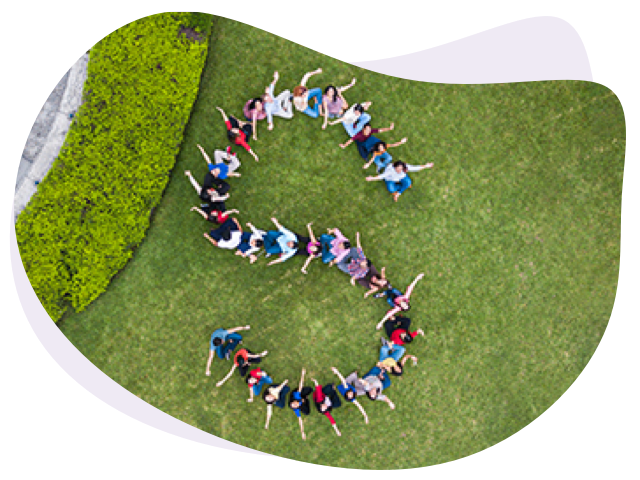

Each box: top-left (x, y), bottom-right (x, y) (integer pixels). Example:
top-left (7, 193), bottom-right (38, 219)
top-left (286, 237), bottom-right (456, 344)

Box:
top-left (393, 160), bottom-right (408, 171)
top-left (254, 239), bottom-right (264, 248)
top-left (366, 389), bottom-right (378, 401)
top-left (345, 390), bottom-right (355, 401)
top-left (292, 241), bottom-right (299, 250)
top-left (263, 386), bottom-right (278, 404)
top-left (227, 129), bottom-right (239, 142)
top-left (212, 337), bottom-right (223, 347)
top-left (342, 241), bottom-right (351, 249)
top-left (366, 259), bottom-right (372, 268)
top-left (362, 122), bottom-right (372, 130)
top-left (402, 332), bottom-right (414, 343)
top-left (391, 364), bottom-right (404, 377)
top-left (373, 141), bottom-right (387, 152)
top-left (324, 85), bottom-right (338, 103)
top-left (353, 103), bottom-right (364, 114)
top-left (309, 243), bottom-right (321, 257)
top-left (248, 97), bottom-right (263, 110)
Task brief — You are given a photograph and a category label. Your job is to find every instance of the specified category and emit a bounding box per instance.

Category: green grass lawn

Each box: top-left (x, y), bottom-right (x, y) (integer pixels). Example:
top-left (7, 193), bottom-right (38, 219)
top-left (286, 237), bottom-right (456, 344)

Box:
top-left (56, 15), bottom-right (625, 469)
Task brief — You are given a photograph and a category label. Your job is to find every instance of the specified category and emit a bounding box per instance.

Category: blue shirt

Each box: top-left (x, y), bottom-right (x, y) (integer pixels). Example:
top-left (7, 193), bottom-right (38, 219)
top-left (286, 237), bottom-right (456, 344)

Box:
top-left (291, 390), bottom-right (302, 417)
top-left (276, 226), bottom-right (298, 262)
top-left (209, 328), bottom-right (228, 350)
top-left (208, 162), bottom-right (229, 179)
top-left (337, 383), bottom-right (357, 402)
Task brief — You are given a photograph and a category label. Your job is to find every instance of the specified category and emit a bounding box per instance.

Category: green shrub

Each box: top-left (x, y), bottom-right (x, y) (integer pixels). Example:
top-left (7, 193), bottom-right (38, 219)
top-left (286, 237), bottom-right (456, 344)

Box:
top-left (16, 12), bottom-right (213, 322)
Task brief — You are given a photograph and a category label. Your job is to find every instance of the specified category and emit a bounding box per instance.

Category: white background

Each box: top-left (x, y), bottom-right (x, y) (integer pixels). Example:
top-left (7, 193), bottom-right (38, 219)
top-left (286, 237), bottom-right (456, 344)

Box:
top-left (9, 17), bottom-right (593, 455)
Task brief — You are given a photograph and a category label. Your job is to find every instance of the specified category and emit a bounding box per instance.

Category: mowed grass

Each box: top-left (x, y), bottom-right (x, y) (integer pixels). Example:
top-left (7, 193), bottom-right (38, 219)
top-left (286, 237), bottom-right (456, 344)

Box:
top-left (57, 15), bottom-right (625, 469)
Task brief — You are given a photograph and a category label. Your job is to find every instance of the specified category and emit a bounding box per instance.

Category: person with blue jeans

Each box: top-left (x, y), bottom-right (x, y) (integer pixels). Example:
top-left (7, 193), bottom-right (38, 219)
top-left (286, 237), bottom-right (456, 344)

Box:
top-left (247, 367), bottom-right (273, 402)
top-left (204, 325), bottom-right (251, 376)
top-left (328, 102), bottom-right (372, 137)
top-left (366, 160), bottom-right (434, 202)
top-left (379, 342), bottom-right (406, 364)
top-left (264, 217), bottom-right (309, 266)
top-left (293, 68), bottom-right (324, 118)
top-left (362, 139), bottom-right (409, 172)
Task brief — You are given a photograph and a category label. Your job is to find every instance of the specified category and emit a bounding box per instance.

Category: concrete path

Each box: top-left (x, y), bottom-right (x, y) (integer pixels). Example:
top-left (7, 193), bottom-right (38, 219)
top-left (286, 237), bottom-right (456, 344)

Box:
top-left (13, 53), bottom-right (89, 222)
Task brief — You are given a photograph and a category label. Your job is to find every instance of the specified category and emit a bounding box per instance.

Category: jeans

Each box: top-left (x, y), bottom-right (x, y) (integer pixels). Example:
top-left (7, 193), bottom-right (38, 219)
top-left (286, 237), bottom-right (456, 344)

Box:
top-left (365, 366), bottom-right (391, 391)
top-left (356, 135), bottom-right (381, 160)
top-left (319, 234), bottom-right (336, 263)
top-left (253, 375), bottom-right (273, 396)
top-left (385, 176), bottom-right (412, 195)
top-left (379, 344), bottom-right (406, 362)
top-left (373, 152), bottom-right (393, 171)
top-left (303, 88), bottom-right (323, 118)
top-left (216, 332), bottom-right (242, 359)
top-left (263, 231), bottom-right (284, 255)
top-left (344, 113), bottom-right (371, 137)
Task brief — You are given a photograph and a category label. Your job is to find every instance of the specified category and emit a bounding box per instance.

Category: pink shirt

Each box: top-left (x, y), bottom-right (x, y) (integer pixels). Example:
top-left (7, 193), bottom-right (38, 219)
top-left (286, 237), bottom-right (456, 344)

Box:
top-left (330, 229), bottom-right (350, 263)
top-left (243, 99), bottom-right (267, 121)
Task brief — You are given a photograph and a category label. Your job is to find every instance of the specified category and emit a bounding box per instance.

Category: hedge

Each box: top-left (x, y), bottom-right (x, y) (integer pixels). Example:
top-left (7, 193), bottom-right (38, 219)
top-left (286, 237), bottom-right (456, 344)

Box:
top-left (16, 12), bottom-right (213, 322)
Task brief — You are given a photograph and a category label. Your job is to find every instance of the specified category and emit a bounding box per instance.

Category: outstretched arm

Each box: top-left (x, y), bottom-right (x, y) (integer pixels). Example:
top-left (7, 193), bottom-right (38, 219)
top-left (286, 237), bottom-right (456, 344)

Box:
top-left (384, 396), bottom-right (396, 410)
top-left (332, 423), bottom-right (342, 437)
top-left (379, 122), bottom-right (395, 133)
top-left (205, 350), bottom-right (214, 376)
top-left (356, 232), bottom-right (362, 250)
top-left (216, 364), bottom-right (237, 387)
top-left (248, 148), bottom-right (259, 162)
top-left (196, 144), bottom-right (213, 165)
top-left (401, 355), bottom-right (418, 368)
top-left (298, 417), bottom-right (306, 440)
top-left (191, 206), bottom-right (208, 220)
top-left (322, 98), bottom-right (329, 130)
top-left (301, 255), bottom-right (315, 274)
top-left (215, 106), bottom-right (229, 122)
top-left (265, 404), bottom-right (273, 429)
top-left (365, 174), bottom-right (384, 182)
top-left (352, 400), bottom-right (369, 424)
top-left (364, 287), bottom-right (379, 298)
top-left (340, 138), bottom-right (354, 149)
top-left (388, 137), bottom-right (408, 149)
top-left (376, 308), bottom-right (400, 330)
top-left (298, 368), bottom-right (306, 392)
top-left (405, 273), bottom-right (425, 299)
top-left (331, 367), bottom-right (348, 388)
top-left (306, 222), bottom-right (317, 243)
top-left (299, 68), bottom-right (323, 87)
top-left (203, 233), bottom-right (218, 247)
top-left (226, 325), bottom-right (250, 334)
top-left (252, 113), bottom-right (258, 141)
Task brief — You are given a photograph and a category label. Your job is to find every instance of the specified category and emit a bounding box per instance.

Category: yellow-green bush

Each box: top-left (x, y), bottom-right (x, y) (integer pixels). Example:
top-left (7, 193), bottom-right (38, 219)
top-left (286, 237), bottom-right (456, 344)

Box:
top-left (16, 12), bottom-right (213, 321)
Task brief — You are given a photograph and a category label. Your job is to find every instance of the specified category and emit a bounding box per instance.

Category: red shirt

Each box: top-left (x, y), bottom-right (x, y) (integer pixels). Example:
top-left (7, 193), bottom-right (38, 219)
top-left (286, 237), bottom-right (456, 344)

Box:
top-left (390, 329), bottom-right (418, 346)
top-left (225, 120), bottom-right (252, 153)
top-left (313, 385), bottom-right (336, 425)
top-left (233, 348), bottom-right (249, 366)
top-left (352, 128), bottom-right (379, 143)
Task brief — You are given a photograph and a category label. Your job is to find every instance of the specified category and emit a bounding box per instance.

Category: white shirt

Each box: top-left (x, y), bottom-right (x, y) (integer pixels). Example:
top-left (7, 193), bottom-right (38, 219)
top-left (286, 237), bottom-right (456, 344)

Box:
top-left (217, 230), bottom-right (242, 250)
top-left (377, 164), bottom-right (423, 183)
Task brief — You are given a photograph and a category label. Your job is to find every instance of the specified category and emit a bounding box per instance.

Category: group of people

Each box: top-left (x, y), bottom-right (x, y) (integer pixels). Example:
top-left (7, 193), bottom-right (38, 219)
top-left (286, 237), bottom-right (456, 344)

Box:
top-left (189, 69), bottom-right (433, 439)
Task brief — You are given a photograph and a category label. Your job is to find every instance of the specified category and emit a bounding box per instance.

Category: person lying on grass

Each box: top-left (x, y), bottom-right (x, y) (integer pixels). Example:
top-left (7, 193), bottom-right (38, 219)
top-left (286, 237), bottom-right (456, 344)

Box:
top-left (292, 68), bottom-right (324, 118)
top-left (360, 266), bottom-right (391, 299)
top-left (190, 204), bottom-right (239, 226)
top-left (366, 161), bottom-right (434, 202)
top-left (362, 139), bottom-right (409, 173)
top-left (346, 367), bottom-right (396, 409)
top-left (330, 367), bottom-right (369, 424)
top-left (246, 367), bottom-right (273, 402)
top-left (288, 368), bottom-right (313, 440)
top-left (203, 218), bottom-right (265, 264)
top-left (215, 106), bottom-right (259, 162)
top-left (185, 170), bottom-right (230, 204)
top-left (215, 348), bottom-right (269, 386)
top-left (264, 380), bottom-right (291, 430)
top-left (311, 378), bottom-right (342, 437)
top-left (299, 222), bottom-right (325, 274)
top-left (205, 325), bottom-right (251, 374)
top-left (375, 273), bottom-right (425, 327)
top-left (196, 143), bottom-right (242, 179)
top-left (340, 122), bottom-right (396, 158)
top-left (336, 232), bottom-right (372, 285)
top-left (377, 341), bottom-right (418, 377)
top-left (327, 102), bottom-right (372, 138)
top-left (263, 217), bottom-right (316, 266)
top-left (325, 228), bottom-right (352, 266)
top-left (379, 315), bottom-right (425, 346)
top-left (320, 79), bottom-right (356, 130)
top-left (242, 96), bottom-right (266, 141)
top-left (262, 71), bottom-right (294, 131)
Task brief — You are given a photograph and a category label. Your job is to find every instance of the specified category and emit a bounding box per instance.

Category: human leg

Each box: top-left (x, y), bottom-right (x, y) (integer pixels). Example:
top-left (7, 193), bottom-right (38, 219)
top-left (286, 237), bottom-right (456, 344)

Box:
top-left (220, 332), bottom-right (243, 358)
top-left (303, 88), bottom-right (323, 118)
top-left (397, 176), bottom-right (412, 195)
top-left (385, 180), bottom-right (400, 194)
top-left (374, 152), bottom-right (393, 171)
top-left (275, 90), bottom-right (294, 119)
top-left (263, 231), bottom-right (283, 255)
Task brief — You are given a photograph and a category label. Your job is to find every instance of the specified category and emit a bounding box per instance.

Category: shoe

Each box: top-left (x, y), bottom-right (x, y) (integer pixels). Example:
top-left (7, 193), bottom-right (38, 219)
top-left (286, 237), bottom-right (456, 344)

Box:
top-left (380, 337), bottom-right (388, 347)
top-left (225, 350), bottom-right (231, 360)
top-left (374, 292), bottom-right (384, 299)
